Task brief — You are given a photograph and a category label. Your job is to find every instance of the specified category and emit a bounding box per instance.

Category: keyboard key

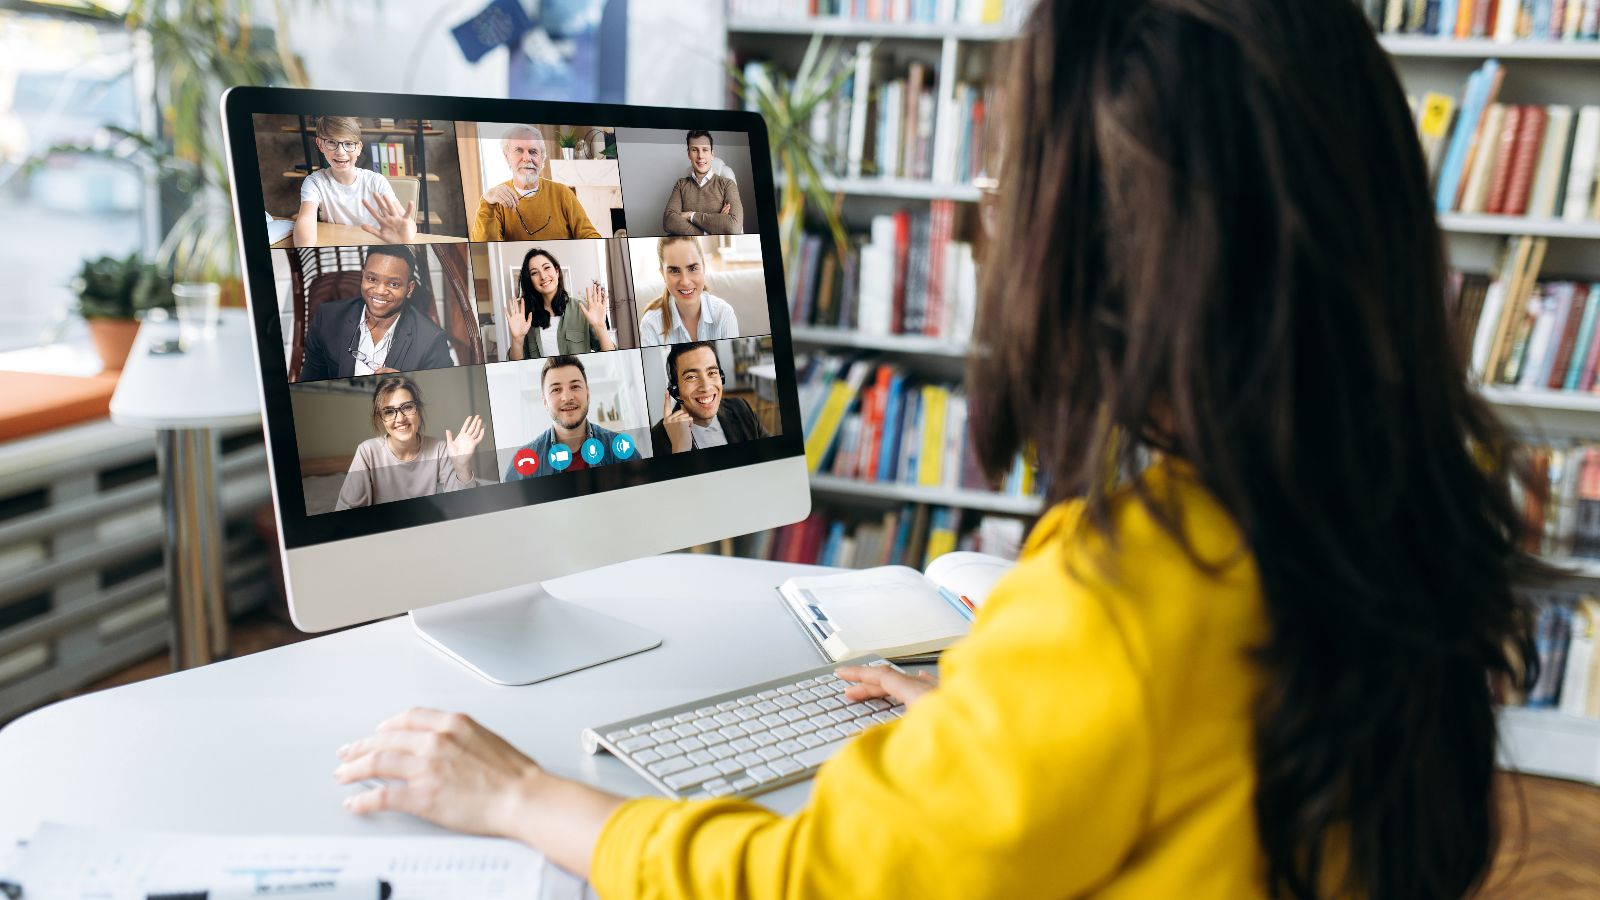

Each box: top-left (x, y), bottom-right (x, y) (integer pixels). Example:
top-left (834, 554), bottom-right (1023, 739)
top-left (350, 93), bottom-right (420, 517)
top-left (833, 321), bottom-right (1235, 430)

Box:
top-left (617, 736), bottom-right (655, 752)
top-left (674, 713), bottom-right (697, 723)
top-left (695, 706), bottom-right (718, 716)
top-left (775, 739), bottom-right (805, 755)
top-left (736, 695), bottom-right (761, 706)
top-left (710, 743), bottom-right (738, 760)
top-left (672, 724), bottom-right (700, 738)
top-left (656, 743), bottom-right (685, 759)
top-left (808, 714), bottom-right (836, 731)
top-left (703, 777), bottom-right (730, 793)
top-left (735, 752), bottom-right (765, 768)
top-left (734, 707), bottom-right (761, 721)
top-left (889, 707), bottom-right (906, 718)
top-left (794, 737), bottom-right (851, 768)
top-left (651, 718), bottom-right (675, 729)
top-left (777, 684), bottom-right (800, 694)
top-left (817, 697), bottom-right (844, 711)
top-left (745, 765), bottom-right (778, 783)
top-left (606, 729), bottom-right (631, 741)
top-left (687, 749), bottom-right (716, 765)
top-left (714, 712), bottom-right (741, 726)
top-left (773, 695), bottom-right (799, 709)
top-left (630, 724), bottom-right (654, 735)
top-left (827, 709), bottom-right (855, 723)
top-left (731, 776), bottom-right (758, 791)
top-left (846, 702), bottom-right (876, 717)
top-left (759, 713), bottom-right (787, 728)
top-left (751, 732), bottom-right (778, 747)
top-left (688, 790), bottom-right (713, 801)
top-left (796, 678), bottom-right (817, 687)
top-left (815, 673), bottom-right (839, 684)
top-left (730, 737), bottom-right (757, 753)
top-left (647, 756), bottom-right (694, 777)
top-left (738, 721), bottom-right (765, 735)
top-left (872, 711), bottom-right (898, 725)
top-left (797, 733), bottom-right (825, 749)
top-left (757, 746), bottom-right (786, 761)
top-left (769, 758), bottom-right (804, 777)
top-left (779, 709), bottom-right (807, 722)
top-left (797, 702), bottom-right (823, 716)
top-left (651, 730), bottom-right (677, 744)
top-left (791, 720), bottom-right (818, 735)
top-left (865, 699), bottom-right (891, 711)
top-left (719, 726), bottom-right (746, 740)
top-left (664, 764), bottom-right (721, 791)
top-left (716, 701), bottom-right (740, 711)
top-left (837, 721), bottom-right (862, 737)
top-left (770, 725), bottom-right (798, 740)
top-left (816, 726), bottom-right (843, 742)
top-left (754, 701), bottom-right (780, 714)
top-left (714, 759), bottom-right (743, 775)
top-left (634, 749), bottom-right (662, 764)
top-left (694, 720), bottom-right (722, 734)
top-left (757, 689), bottom-right (781, 700)
top-left (676, 737), bottom-right (706, 752)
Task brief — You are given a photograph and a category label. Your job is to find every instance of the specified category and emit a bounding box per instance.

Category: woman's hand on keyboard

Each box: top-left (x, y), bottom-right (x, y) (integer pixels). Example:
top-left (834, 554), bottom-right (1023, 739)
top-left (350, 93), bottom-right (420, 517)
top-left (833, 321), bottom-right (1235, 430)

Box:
top-left (836, 665), bottom-right (938, 707)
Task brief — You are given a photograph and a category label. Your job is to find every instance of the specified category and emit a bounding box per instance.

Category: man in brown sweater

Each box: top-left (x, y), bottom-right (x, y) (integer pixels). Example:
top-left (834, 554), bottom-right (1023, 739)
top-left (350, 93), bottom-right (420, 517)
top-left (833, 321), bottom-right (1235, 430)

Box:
top-left (663, 130), bottom-right (744, 235)
top-left (471, 125), bottom-right (602, 241)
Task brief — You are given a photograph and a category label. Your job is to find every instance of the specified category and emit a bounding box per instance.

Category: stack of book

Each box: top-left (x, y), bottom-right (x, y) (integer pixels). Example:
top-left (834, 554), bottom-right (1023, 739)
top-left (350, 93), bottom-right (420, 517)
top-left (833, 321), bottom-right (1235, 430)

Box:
top-left (1456, 241), bottom-right (1600, 389)
top-left (1416, 60), bottom-right (1600, 221)
top-left (1506, 591), bottom-right (1600, 719)
top-left (1362, 0), bottom-right (1600, 40)
top-left (729, 0), bottom-right (1025, 26)
top-left (1516, 437), bottom-right (1600, 558)
top-left (798, 353), bottom-right (1040, 496)
top-left (739, 504), bottom-right (1027, 570)
top-left (789, 210), bottom-right (979, 340)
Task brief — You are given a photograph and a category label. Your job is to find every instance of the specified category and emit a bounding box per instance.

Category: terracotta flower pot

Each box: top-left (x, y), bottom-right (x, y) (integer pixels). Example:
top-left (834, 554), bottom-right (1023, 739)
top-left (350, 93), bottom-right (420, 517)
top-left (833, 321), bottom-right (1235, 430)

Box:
top-left (87, 318), bottom-right (141, 371)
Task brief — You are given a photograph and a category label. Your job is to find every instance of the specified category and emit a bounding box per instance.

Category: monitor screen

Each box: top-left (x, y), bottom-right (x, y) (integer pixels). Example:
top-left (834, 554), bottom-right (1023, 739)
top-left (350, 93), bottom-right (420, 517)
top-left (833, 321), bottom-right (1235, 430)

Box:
top-left (221, 91), bottom-right (804, 553)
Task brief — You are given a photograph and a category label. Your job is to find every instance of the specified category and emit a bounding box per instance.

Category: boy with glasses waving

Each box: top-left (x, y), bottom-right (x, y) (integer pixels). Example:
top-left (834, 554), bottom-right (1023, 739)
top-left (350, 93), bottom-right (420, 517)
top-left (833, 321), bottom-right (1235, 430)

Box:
top-left (293, 116), bottom-right (416, 247)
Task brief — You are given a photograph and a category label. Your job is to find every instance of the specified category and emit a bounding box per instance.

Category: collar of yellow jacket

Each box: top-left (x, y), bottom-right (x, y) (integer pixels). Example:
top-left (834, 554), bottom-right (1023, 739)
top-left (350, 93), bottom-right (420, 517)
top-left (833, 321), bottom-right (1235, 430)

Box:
top-left (1022, 454), bottom-right (1199, 558)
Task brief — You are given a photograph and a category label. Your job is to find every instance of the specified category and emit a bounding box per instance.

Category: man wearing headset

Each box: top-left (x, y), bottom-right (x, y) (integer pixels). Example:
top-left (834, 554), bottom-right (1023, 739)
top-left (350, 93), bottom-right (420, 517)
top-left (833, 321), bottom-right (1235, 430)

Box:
top-left (650, 341), bottom-right (767, 454)
top-left (296, 245), bottom-right (455, 382)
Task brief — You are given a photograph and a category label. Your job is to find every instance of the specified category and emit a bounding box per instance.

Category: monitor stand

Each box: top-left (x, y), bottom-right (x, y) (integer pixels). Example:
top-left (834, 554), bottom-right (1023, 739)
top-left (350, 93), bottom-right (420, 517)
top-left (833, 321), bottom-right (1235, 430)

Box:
top-left (409, 583), bottom-right (661, 686)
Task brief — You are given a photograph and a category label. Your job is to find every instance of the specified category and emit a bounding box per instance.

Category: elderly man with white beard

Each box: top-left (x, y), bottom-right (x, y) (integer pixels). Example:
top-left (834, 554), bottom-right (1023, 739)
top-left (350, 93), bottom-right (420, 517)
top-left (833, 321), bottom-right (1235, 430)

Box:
top-left (470, 124), bottom-right (602, 241)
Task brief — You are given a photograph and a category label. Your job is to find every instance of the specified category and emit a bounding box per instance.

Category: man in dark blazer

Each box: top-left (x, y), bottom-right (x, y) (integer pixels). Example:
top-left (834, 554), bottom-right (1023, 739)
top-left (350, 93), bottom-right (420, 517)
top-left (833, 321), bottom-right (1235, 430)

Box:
top-left (297, 245), bottom-right (455, 382)
top-left (650, 341), bottom-right (768, 454)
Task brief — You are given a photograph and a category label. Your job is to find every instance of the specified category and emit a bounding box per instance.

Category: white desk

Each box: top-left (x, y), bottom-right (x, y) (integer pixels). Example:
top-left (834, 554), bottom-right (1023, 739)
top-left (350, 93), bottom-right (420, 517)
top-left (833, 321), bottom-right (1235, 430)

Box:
top-left (109, 308), bottom-right (262, 670)
top-left (0, 555), bottom-right (893, 866)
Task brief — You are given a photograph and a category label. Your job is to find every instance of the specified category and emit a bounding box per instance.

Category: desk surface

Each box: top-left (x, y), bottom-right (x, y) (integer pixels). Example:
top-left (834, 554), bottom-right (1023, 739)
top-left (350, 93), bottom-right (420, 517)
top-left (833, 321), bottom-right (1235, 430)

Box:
top-left (0, 555), bottom-right (874, 849)
top-left (270, 221), bottom-right (468, 250)
top-left (108, 309), bottom-right (262, 430)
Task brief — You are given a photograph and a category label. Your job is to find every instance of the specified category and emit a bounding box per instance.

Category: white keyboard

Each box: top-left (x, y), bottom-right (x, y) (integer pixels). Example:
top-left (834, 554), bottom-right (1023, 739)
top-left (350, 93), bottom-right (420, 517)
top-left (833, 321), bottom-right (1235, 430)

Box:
top-left (582, 657), bottom-right (907, 800)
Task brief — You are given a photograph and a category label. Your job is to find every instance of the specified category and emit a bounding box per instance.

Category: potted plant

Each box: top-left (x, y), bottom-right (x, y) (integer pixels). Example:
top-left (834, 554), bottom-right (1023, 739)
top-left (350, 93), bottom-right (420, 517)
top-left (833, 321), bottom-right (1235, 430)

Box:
top-left (558, 129), bottom-right (581, 160)
top-left (73, 253), bottom-right (174, 371)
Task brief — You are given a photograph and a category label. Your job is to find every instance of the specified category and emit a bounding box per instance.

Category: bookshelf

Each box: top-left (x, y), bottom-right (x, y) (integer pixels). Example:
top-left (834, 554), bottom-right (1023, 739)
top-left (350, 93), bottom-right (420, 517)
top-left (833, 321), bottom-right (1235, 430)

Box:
top-left (728, 17), bottom-right (1014, 41)
top-left (810, 474), bottom-right (1042, 516)
top-left (1379, 26), bottom-right (1600, 780)
top-left (791, 325), bottom-right (970, 359)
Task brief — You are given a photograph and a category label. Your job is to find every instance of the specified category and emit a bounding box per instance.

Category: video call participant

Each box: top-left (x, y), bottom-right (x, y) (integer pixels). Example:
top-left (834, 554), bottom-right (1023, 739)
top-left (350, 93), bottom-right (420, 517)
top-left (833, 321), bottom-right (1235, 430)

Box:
top-left (334, 376), bottom-right (484, 510)
top-left (292, 116), bottom-right (415, 247)
top-left (503, 356), bottom-right (625, 481)
top-left (470, 125), bottom-right (602, 241)
top-left (638, 237), bottom-right (740, 347)
top-left (504, 247), bottom-right (617, 360)
top-left (650, 342), bottom-right (767, 453)
top-left (299, 246), bottom-right (454, 381)
top-left (663, 130), bottom-right (743, 236)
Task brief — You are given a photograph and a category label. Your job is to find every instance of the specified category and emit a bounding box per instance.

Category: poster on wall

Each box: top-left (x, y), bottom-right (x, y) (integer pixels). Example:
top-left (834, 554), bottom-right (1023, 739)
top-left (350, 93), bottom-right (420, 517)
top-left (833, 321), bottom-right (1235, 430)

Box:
top-left (453, 0), bottom-right (628, 104)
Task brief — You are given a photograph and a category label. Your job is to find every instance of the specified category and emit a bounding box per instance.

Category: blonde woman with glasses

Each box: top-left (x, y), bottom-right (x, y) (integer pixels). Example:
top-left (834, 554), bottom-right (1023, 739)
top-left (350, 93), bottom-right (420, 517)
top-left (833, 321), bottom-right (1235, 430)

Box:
top-left (334, 376), bottom-right (484, 510)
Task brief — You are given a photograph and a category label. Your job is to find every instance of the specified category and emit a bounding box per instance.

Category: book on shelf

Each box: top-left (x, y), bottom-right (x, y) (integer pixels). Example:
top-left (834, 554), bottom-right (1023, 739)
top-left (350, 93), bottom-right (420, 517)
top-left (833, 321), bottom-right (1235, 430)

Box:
top-left (796, 352), bottom-right (1040, 498)
top-left (729, 502), bottom-right (1026, 573)
top-left (735, 48), bottom-right (997, 186)
top-left (1457, 239), bottom-right (1600, 390)
top-left (1505, 590), bottom-right (1600, 720)
top-left (790, 210), bottom-right (978, 340)
top-left (1419, 60), bottom-right (1600, 222)
top-left (1364, 0), bottom-right (1600, 41)
top-left (728, 0), bottom-right (1025, 26)
top-left (777, 550), bottom-right (1012, 663)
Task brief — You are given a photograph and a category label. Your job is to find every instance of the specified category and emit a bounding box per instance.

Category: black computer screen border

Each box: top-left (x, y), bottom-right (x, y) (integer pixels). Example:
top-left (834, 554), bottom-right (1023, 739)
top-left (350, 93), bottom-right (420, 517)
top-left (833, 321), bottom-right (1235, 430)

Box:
top-left (222, 87), bottom-right (805, 551)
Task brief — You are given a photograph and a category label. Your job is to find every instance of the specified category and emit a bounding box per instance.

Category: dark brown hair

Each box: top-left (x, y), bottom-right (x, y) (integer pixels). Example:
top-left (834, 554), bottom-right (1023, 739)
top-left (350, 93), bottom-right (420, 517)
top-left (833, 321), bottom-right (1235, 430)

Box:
top-left (968, 2), bottom-right (1539, 897)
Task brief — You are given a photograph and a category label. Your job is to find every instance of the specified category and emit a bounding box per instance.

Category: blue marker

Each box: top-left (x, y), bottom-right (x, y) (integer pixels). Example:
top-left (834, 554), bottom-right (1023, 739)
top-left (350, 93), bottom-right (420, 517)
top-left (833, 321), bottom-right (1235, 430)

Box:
top-left (937, 586), bottom-right (974, 622)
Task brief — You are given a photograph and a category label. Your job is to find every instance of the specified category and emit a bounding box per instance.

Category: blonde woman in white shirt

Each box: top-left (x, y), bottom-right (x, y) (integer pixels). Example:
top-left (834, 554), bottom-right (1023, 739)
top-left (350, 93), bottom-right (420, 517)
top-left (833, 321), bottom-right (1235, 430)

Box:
top-left (638, 236), bottom-right (739, 347)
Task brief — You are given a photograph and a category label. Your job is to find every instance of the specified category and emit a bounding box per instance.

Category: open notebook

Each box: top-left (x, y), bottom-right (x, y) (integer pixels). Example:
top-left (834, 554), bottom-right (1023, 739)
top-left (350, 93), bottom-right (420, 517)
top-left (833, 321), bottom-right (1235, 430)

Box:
top-left (778, 551), bottom-right (1013, 663)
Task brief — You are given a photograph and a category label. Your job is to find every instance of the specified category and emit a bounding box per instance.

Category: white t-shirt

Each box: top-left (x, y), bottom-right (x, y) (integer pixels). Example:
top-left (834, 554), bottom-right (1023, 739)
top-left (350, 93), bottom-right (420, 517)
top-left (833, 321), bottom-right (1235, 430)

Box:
top-left (638, 292), bottom-right (739, 347)
top-left (300, 168), bottom-right (398, 227)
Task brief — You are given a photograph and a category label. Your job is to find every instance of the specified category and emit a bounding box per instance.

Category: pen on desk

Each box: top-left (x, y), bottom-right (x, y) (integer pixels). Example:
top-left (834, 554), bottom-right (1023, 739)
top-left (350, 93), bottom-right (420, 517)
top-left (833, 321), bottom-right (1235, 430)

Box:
top-left (147, 877), bottom-right (392, 900)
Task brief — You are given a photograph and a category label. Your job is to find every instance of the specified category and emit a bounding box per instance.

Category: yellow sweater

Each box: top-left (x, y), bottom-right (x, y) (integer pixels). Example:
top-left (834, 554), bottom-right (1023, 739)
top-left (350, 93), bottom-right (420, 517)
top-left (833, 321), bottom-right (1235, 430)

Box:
top-left (592, 462), bottom-right (1272, 898)
top-left (470, 178), bottom-right (601, 241)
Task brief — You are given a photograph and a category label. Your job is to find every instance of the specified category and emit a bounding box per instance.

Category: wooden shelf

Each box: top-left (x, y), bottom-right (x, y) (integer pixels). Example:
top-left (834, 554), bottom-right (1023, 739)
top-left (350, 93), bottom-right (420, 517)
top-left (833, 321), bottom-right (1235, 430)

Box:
top-left (791, 326), bottom-right (969, 358)
top-left (819, 175), bottom-right (982, 202)
top-left (1379, 35), bottom-right (1600, 61)
top-left (728, 17), bottom-right (1015, 41)
top-left (281, 169), bottom-right (440, 182)
top-left (1439, 214), bottom-right (1600, 240)
top-left (809, 474), bottom-right (1042, 515)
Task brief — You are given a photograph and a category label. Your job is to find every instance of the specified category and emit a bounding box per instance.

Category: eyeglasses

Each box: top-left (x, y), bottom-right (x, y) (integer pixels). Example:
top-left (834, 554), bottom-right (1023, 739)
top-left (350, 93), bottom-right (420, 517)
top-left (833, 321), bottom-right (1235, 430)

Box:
top-left (348, 344), bottom-right (382, 370)
top-left (379, 401), bottom-right (420, 421)
top-left (512, 203), bottom-right (551, 238)
top-left (679, 368), bottom-right (723, 389)
top-left (319, 138), bottom-right (363, 153)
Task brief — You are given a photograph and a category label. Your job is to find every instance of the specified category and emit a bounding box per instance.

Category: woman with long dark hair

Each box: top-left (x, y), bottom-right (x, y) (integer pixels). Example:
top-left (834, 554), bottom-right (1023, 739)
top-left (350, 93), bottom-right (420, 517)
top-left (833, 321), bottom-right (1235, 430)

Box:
top-left (504, 246), bottom-right (616, 360)
top-left (335, 1), bottom-right (1538, 896)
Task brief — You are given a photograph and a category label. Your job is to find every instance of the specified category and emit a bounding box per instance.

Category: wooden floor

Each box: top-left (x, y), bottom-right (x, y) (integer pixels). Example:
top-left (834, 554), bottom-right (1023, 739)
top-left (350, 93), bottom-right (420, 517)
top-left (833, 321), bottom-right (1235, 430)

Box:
top-left (73, 615), bottom-right (1600, 897)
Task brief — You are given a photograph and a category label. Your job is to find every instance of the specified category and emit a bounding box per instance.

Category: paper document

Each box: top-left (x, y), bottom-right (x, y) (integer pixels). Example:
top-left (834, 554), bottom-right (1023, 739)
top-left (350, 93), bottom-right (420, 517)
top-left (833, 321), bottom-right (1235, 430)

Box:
top-left (5, 822), bottom-right (584, 900)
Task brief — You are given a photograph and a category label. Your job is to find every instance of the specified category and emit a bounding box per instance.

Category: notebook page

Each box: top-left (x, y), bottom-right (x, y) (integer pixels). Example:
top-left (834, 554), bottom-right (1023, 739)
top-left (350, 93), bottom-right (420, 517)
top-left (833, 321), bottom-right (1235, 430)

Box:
top-left (923, 551), bottom-right (1013, 609)
top-left (791, 567), bottom-right (969, 656)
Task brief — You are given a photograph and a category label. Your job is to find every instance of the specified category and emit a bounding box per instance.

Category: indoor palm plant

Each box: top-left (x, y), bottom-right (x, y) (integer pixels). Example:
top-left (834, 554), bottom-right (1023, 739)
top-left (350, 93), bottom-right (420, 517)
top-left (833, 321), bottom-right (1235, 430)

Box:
top-left (728, 36), bottom-right (864, 264)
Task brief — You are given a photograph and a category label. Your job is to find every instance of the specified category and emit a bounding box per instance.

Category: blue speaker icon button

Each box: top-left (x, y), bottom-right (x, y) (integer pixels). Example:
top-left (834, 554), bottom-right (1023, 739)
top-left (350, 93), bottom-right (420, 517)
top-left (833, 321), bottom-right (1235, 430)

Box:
top-left (581, 438), bottom-right (605, 465)
top-left (611, 433), bottom-right (636, 460)
top-left (547, 443), bottom-right (573, 472)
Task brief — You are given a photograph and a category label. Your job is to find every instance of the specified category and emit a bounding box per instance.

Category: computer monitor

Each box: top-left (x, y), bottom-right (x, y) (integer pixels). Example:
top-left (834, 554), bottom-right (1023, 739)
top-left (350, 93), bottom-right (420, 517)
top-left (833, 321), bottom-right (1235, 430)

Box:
top-left (220, 88), bottom-right (809, 685)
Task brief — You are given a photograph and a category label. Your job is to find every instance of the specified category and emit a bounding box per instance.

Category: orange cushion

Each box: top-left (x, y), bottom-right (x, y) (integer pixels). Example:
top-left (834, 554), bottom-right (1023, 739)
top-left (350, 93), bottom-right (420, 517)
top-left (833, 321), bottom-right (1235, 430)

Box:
top-left (0, 371), bottom-right (120, 442)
